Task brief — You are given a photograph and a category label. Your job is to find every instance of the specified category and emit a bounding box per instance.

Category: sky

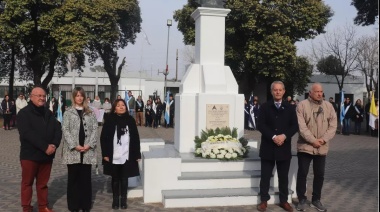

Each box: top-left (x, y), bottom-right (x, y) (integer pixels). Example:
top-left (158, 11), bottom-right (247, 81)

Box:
top-left (118, 0), bottom-right (377, 80)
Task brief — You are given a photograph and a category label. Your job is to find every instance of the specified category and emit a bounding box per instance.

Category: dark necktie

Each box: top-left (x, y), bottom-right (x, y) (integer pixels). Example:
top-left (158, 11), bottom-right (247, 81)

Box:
top-left (275, 102), bottom-right (281, 109)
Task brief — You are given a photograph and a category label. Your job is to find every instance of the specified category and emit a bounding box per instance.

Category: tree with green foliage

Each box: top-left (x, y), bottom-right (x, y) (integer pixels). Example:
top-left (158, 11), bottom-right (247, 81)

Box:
top-left (0, 0), bottom-right (141, 101)
top-left (46, 0), bottom-right (141, 102)
top-left (351, 0), bottom-right (378, 26)
top-left (174, 0), bottom-right (332, 99)
top-left (284, 56), bottom-right (313, 98)
top-left (0, 0), bottom-right (72, 91)
top-left (84, 0), bottom-right (142, 102)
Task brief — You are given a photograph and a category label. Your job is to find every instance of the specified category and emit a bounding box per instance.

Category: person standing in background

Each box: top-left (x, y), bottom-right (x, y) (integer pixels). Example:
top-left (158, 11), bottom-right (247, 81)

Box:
top-left (126, 91), bottom-right (136, 117)
top-left (92, 96), bottom-right (102, 109)
top-left (342, 97), bottom-right (354, 135)
top-left (364, 100), bottom-right (371, 133)
top-left (2, 95), bottom-right (12, 130)
top-left (352, 99), bottom-right (364, 135)
top-left (102, 98), bottom-right (112, 122)
top-left (135, 95), bottom-right (144, 126)
top-left (16, 93), bottom-right (28, 114)
top-left (10, 100), bottom-right (17, 127)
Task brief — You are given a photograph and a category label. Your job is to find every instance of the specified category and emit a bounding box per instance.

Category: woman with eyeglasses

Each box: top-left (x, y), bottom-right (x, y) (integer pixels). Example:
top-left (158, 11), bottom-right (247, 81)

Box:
top-left (100, 99), bottom-right (141, 209)
top-left (62, 87), bottom-right (98, 212)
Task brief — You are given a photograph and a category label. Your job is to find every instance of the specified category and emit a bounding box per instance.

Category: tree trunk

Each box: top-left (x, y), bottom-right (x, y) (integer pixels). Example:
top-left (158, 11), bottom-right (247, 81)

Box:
top-left (8, 46), bottom-right (16, 99)
top-left (109, 77), bottom-right (120, 103)
top-left (42, 46), bottom-right (59, 90)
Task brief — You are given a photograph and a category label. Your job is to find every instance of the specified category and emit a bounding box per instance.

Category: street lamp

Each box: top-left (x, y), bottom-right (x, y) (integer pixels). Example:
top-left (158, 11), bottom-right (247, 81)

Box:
top-left (164, 19), bottom-right (172, 95)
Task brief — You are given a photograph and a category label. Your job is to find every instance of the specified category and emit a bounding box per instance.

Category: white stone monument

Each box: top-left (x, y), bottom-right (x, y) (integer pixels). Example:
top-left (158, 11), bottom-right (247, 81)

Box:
top-left (174, 7), bottom-right (244, 153)
top-left (140, 4), bottom-right (297, 207)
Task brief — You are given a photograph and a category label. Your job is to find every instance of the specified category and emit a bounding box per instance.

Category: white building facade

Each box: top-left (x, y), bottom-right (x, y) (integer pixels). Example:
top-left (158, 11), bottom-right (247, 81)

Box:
top-left (0, 70), bottom-right (180, 105)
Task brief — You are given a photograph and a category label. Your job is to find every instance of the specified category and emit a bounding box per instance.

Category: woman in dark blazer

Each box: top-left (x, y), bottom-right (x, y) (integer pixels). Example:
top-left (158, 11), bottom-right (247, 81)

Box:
top-left (100, 99), bottom-right (141, 210)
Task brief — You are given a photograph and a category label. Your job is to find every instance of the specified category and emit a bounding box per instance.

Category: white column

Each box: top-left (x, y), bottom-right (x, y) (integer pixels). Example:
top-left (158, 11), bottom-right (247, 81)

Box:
top-left (174, 8), bottom-right (244, 153)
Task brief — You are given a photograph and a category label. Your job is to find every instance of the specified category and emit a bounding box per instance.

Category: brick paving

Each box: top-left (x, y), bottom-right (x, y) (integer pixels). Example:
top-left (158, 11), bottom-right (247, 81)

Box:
top-left (0, 124), bottom-right (378, 212)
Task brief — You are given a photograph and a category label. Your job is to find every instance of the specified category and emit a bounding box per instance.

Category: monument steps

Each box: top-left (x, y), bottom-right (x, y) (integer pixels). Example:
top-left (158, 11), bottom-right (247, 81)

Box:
top-left (180, 151), bottom-right (261, 172)
top-left (162, 187), bottom-right (293, 208)
top-left (173, 170), bottom-right (272, 190)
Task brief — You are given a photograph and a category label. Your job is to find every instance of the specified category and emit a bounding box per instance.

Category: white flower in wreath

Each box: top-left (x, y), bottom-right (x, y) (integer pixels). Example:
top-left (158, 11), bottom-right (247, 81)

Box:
top-left (210, 153), bottom-right (216, 158)
top-left (217, 154), bottom-right (224, 159)
top-left (205, 149), bottom-right (211, 155)
top-left (220, 149), bottom-right (227, 156)
top-left (232, 153), bottom-right (238, 158)
top-left (225, 153), bottom-right (232, 159)
top-left (196, 148), bottom-right (202, 154)
top-left (202, 152), bottom-right (207, 157)
top-left (212, 148), bottom-right (220, 154)
top-left (227, 148), bottom-right (234, 153)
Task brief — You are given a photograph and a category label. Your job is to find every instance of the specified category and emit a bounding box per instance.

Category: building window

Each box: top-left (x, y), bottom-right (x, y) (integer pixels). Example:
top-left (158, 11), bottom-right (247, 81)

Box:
top-left (98, 85), bottom-right (111, 102)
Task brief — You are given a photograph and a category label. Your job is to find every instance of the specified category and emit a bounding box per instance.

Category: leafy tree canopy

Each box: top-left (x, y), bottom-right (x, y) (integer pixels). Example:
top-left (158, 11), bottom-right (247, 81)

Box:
top-left (174, 0), bottom-right (332, 96)
top-left (284, 56), bottom-right (313, 97)
top-left (351, 0), bottom-right (378, 26)
top-left (316, 55), bottom-right (344, 75)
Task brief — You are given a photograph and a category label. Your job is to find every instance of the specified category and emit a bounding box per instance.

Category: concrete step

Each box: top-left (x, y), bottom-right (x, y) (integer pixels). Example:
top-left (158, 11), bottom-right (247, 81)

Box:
top-left (162, 187), bottom-right (292, 208)
top-left (174, 170), bottom-right (268, 190)
top-left (140, 138), bottom-right (165, 152)
top-left (128, 185), bottom-right (143, 198)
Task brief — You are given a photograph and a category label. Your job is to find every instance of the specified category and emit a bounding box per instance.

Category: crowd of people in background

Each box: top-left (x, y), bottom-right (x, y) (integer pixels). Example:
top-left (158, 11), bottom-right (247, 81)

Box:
top-left (244, 93), bottom-right (378, 137)
top-left (1, 90), bottom-right (176, 130)
top-left (83, 92), bottom-right (175, 129)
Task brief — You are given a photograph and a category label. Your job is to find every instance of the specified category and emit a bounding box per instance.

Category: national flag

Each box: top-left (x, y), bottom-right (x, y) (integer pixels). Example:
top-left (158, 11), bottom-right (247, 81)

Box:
top-left (248, 94), bottom-right (256, 129)
top-left (152, 98), bottom-right (157, 114)
top-left (369, 92), bottom-right (378, 129)
top-left (125, 90), bottom-right (130, 111)
top-left (165, 91), bottom-right (170, 125)
top-left (57, 89), bottom-right (63, 123)
top-left (142, 29), bottom-right (151, 45)
top-left (340, 91), bottom-right (345, 126)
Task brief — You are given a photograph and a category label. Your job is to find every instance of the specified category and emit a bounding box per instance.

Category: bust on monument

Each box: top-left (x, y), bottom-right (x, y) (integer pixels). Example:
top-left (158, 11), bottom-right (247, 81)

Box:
top-left (196, 0), bottom-right (225, 8)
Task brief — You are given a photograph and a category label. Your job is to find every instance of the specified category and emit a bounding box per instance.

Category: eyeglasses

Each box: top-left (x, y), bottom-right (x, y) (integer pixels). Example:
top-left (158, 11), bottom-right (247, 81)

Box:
top-left (31, 94), bottom-right (47, 99)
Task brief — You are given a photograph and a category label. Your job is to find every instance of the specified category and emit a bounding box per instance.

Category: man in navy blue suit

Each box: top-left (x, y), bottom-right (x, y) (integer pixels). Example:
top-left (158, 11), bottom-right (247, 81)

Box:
top-left (256, 81), bottom-right (298, 212)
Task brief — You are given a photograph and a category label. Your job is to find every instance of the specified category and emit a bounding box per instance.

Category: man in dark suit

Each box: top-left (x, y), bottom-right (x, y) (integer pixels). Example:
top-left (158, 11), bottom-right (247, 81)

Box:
top-left (256, 81), bottom-right (298, 212)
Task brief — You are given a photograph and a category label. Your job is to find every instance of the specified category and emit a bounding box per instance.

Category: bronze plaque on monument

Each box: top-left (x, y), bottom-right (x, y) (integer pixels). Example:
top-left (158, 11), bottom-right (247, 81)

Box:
top-left (206, 104), bottom-right (229, 129)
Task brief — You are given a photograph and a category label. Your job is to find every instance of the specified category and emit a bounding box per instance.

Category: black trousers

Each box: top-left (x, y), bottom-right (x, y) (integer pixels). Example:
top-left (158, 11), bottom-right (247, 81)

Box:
top-left (259, 158), bottom-right (291, 203)
top-left (67, 164), bottom-right (92, 211)
top-left (169, 113), bottom-right (174, 127)
top-left (3, 113), bottom-right (11, 129)
top-left (154, 114), bottom-right (161, 128)
top-left (296, 152), bottom-right (326, 202)
top-left (111, 164), bottom-right (129, 196)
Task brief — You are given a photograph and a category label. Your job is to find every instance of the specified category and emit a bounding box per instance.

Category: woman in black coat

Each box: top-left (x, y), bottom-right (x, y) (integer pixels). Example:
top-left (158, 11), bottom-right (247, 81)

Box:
top-left (1, 95), bottom-right (12, 130)
top-left (100, 99), bottom-right (141, 210)
top-left (352, 99), bottom-right (364, 135)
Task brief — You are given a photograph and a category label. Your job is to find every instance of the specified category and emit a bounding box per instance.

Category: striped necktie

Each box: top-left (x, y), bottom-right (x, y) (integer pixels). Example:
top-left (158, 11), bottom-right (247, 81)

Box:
top-left (275, 102), bottom-right (281, 109)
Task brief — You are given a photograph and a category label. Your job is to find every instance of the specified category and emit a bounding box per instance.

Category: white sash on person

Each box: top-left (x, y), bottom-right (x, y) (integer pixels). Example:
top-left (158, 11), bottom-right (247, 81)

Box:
top-left (169, 100), bottom-right (174, 106)
top-left (354, 106), bottom-right (360, 114)
top-left (344, 104), bottom-right (351, 115)
top-left (136, 100), bottom-right (142, 108)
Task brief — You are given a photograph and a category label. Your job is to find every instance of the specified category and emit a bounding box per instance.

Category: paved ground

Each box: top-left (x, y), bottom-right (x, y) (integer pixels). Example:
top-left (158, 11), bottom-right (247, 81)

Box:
top-left (0, 124), bottom-right (378, 212)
